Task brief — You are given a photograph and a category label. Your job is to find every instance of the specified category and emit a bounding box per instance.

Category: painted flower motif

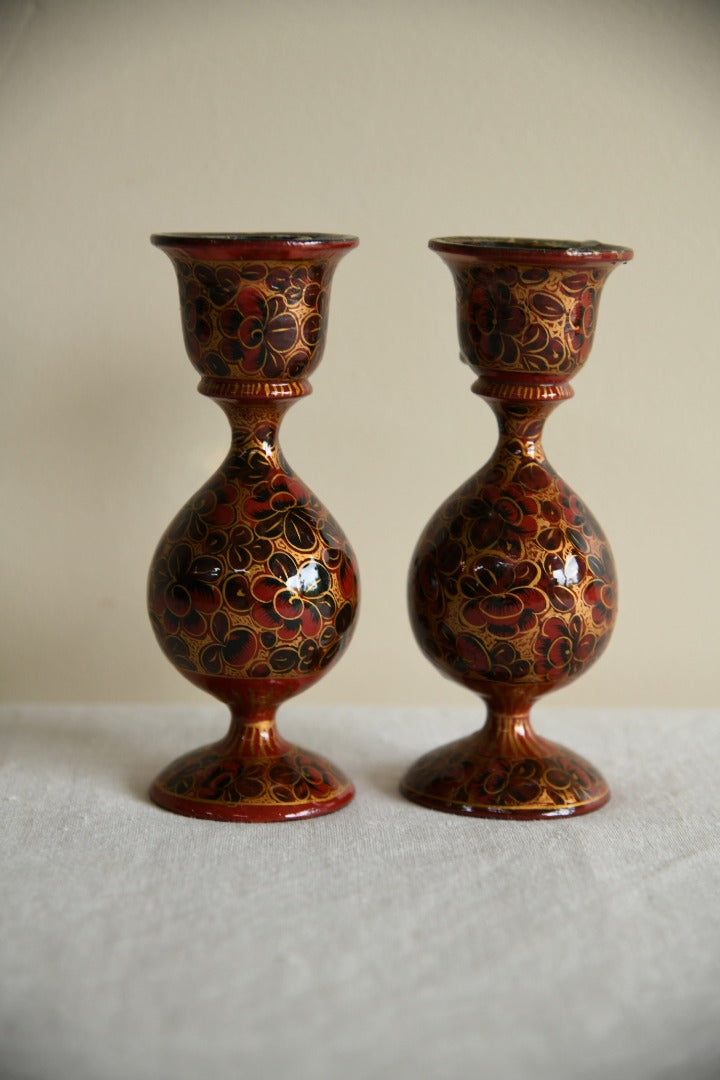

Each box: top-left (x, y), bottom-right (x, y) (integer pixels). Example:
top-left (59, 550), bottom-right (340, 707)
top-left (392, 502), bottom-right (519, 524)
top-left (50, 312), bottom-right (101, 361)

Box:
top-left (226, 524), bottom-right (273, 573)
top-left (583, 576), bottom-right (616, 629)
top-left (321, 548), bottom-right (357, 603)
top-left (219, 288), bottom-right (307, 377)
top-left (268, 755), bottom-right (334, 803)
top-left (168, 483), bottom-right (237, 543)
top-left (151, 543), bottom-right (223, 638)
top-left (477, 759), bottom-right (543, 804)
top-left (163, 751), bottom-right (216, 796)
top-left (194, 760), bottom-right (267, 802)
top-left (203, 351), bottom-right (231, 376)
top-left (264, 646), bottom-right (301, 674)
top-left (265, 264), bottom-right (324, 309)
top-left (167, 494), bottom-right (210, 545)
top-left (414, 534), bottom-right (464, 616)
top-left (244, 473), bottom-right (320, 553)
top-left (334, 599), bottom-right (355, 637)
top-left (237, 262), bottom-right (267, 283)
top-left (251, 552), bottom-right (336, 640)
top-left (460, 556), bottom-right (547, 638)
top-left (158, 631), bottom-right (195, 672)
top-left (529, 290), bottom-right (566, 323)
top-left (194, 263), bottom-right (241, 307)
top-left (293, 637), bottom-right (326, 675)
top-left (566, 286), bottom-right (596, 360)
top-left (227, 437), bottom-right (275, 484)
top-left (467, 280), bottom-right (527, 366)
top-left (558, 271), bottom-right (591, 296)
top-left (518, 319), bottom-right (567, 371)
top-left (199, 611), bottom-right (258, 674)
top-left (515, 460), bottom-right (552, 493)
top-left (202, 483), bottom-right (237, 528)
top-left (223, 566), bottom-right (253, 615)
top-left (520, 267), bottom-right (550, 286)
top-left (555, 482), bottom-right (597, 550)
top-left (183, 294), bottom-right (212, 345)
top-left (537, 525), bottom-right (565, 553)
top-left (453, 632), bottom-right (531, 682)
top-left (534, 614), bottom-right (596, 680)
top-left (544, 757), bottom-right (593, 796)
top-left (543, 552), bottom-right (585, 613)
top-left (468, 484), bottom-right (539, 557)
top-left (525, 289), bottom-right (577, 369)
top-left (179, 276), bottom-right (212, 356)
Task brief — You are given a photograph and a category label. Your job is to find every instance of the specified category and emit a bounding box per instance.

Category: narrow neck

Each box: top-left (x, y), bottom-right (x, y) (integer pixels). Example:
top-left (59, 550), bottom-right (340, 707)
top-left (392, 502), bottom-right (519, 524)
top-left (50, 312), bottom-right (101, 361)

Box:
top-left (485, 706), bottom-right (532, 739)
top-left (216, 708), bottom-right (291, 757)
top-left (486, 398), bottom-right (560, 465)
top-left (215, 397), bottom-right (295, 472)
top-left (472, 704), bottom-right (549, 758)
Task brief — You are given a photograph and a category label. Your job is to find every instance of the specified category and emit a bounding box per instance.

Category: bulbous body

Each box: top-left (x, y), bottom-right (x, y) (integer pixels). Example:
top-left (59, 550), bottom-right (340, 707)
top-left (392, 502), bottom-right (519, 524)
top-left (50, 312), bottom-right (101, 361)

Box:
top-left (148, 234), bottom-right (359, 821)
top-left (410, 401), bottom-right (616, 704)
top-left (148, 399), bottom-right (358, 712)
top-left (402, 238), bottom-right (633, 818)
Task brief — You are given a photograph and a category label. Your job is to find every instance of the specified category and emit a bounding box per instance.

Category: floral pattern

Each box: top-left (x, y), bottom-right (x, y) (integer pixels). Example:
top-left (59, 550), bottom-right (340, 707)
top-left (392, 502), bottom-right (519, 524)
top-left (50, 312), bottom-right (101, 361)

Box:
top-left (171, 257), bottom-right (332, 381)
top-left (410, 401), bottom-right (616, 698)
top-left (149, 242), bottom-right (358, 820)
top-left (403, 241), bottom-right (631, 817)
top-left (149, 401), bottom-right (359, 682)
top-left (401, 734), bottom-right (606, 816)
top-left (456, 263), bottom-right (611, 377)
top-left (158, 745), bottom-right (349, 809)
top-left (148, 254), bottom-right (359, 688)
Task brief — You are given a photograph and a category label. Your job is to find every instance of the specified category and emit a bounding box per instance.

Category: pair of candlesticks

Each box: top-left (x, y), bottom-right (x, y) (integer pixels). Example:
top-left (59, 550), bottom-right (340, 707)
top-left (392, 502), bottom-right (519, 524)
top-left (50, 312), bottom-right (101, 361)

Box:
top-left (147, 232), bottom-right (633, 822)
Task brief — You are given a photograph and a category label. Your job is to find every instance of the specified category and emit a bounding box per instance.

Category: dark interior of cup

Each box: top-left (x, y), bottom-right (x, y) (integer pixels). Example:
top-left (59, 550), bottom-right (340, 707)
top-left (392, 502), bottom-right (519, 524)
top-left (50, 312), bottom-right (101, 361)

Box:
top-left (152, 232), bottom-right (357, 245)
top-left (429, 236), bottom-right (633, 260)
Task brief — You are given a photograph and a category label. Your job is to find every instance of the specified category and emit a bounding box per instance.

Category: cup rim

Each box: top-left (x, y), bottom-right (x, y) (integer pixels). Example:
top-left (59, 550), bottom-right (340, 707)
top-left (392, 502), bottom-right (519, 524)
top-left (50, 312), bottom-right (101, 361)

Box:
top-left (429, 236), bottom-right (633, 264)
top-left (151, 232), bottom-right (359, 259)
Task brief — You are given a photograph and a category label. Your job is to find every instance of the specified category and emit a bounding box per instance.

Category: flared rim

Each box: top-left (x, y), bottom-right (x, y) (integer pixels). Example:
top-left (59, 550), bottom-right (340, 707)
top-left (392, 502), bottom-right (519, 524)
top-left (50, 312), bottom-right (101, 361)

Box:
top-left (151, 232), bottom-right (359, 260)
top-left (429, 236), bottom-right (633, 264)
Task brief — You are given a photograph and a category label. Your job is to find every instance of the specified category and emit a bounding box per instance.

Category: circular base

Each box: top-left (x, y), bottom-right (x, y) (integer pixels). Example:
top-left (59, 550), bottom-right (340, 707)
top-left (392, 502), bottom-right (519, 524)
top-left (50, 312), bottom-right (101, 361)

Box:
top-left (150, 741), bottom-right (354, 822)
top-left (400, 731), bottom-right (609, 819)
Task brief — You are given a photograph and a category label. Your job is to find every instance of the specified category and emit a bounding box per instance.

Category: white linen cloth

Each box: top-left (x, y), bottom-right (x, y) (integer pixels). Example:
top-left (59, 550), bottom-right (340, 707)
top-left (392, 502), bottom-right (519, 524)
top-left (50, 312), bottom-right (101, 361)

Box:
top-left (1, 703), bottom-right (719, 1080)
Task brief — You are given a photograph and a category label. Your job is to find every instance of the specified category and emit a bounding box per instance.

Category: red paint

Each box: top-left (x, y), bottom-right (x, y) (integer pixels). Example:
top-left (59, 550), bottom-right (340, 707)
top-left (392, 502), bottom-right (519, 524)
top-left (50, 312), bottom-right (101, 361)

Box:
top-left (402, 237), bottom-right (633, 818)
top-left (148, 234), bottom-right (359, 821)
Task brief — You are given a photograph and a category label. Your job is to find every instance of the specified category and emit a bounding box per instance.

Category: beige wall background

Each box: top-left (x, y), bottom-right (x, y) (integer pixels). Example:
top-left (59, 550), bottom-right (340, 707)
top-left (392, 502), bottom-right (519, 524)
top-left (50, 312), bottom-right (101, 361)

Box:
top-left (1, 0), bottom-right (718, 708)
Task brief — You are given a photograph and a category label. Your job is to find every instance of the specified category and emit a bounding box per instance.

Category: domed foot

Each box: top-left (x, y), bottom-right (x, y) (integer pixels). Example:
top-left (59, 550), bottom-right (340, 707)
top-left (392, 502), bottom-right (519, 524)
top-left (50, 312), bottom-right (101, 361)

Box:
top-left (150, 719), bottom-right (354, 821)
top-left (400, 717), bottom-right (609, 819)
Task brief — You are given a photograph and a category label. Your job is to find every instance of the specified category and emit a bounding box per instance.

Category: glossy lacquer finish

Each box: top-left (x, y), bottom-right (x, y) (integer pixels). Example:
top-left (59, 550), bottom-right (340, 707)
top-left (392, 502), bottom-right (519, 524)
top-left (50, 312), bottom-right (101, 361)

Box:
top-left (148, 233), bottom-right (359, 821)
top-left (402, 238), bottom-right (633, 818)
